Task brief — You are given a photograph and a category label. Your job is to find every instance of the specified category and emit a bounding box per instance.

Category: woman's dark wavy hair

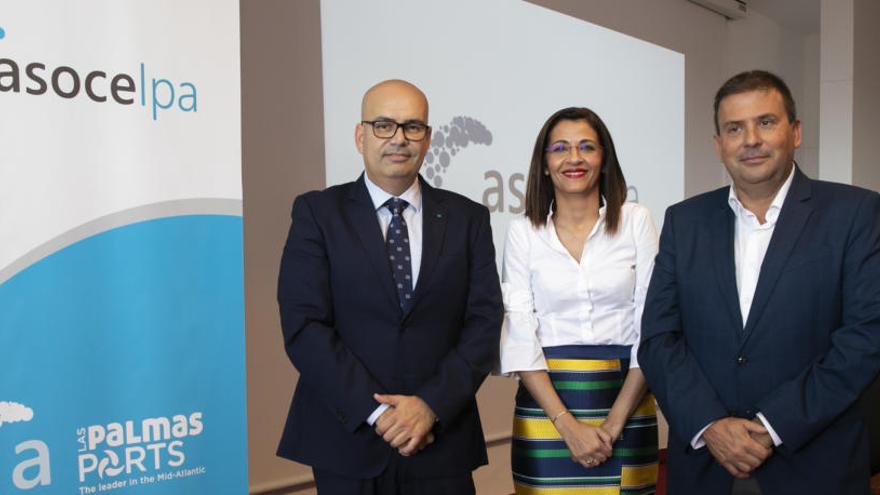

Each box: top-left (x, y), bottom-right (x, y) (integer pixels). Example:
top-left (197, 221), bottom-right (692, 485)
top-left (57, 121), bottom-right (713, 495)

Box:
top-left (524, 107), bottom-right (628, 234)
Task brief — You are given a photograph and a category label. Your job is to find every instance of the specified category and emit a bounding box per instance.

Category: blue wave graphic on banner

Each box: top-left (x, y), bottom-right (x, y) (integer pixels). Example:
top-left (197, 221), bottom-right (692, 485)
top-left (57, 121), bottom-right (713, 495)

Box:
top-left (0, 215), bottom-right (247, 494)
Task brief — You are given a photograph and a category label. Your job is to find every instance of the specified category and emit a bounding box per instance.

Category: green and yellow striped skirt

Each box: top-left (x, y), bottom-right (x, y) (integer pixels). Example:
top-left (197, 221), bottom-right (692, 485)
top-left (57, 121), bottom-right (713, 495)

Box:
top-left (512, 345), bottom-right (658, 495)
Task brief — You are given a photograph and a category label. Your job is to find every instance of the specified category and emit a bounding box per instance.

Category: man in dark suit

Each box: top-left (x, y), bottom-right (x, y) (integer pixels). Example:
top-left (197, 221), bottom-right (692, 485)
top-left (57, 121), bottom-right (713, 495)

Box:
top-left (276, 79), bottom-right (502, 494)
top-left (639, 70), bottom-right (880, 494)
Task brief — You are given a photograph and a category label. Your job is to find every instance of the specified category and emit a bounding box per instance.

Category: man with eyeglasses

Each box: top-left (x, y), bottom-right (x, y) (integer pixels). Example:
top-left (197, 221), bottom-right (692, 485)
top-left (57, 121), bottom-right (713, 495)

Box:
top-left (276, 79), bottom-right (502, 494)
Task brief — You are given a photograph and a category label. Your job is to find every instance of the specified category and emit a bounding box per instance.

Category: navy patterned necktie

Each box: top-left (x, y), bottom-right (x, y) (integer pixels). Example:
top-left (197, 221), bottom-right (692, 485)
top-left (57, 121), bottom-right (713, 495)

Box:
top-left (383, 197), bottom-right (413, 311)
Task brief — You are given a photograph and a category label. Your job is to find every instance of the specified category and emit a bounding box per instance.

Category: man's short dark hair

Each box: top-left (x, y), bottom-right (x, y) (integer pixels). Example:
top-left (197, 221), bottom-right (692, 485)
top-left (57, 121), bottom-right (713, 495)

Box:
top-left (713, 70), bottom-right (797, 135)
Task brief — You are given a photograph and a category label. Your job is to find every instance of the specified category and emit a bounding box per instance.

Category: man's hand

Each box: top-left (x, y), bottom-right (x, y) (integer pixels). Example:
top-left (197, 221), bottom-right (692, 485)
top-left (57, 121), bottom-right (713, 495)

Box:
top-left (749, 417), bottom-right (774, 450)
top-left (373, 394), bottom-right (437, 456)
top-left (703, 417), bottom-right (772, 478)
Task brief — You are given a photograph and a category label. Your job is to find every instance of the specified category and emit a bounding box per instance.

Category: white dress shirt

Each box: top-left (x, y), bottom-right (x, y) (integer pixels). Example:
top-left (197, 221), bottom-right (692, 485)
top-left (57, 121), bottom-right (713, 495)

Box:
top-left (499, 202), bottom-right (658, 373)
top-left (362, 174), bottom-right (423, 426)
top-left (691, 166), bottom-right (795, 449)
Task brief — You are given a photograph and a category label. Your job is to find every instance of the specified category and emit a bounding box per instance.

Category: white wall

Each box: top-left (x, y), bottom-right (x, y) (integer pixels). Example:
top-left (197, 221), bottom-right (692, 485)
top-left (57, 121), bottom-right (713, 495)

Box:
top-left (802, 33), bottom-right (821, 179)
top-left (853, 0), bottom-right (880, 192)
top-left (820, 0), bottom-right (854, 184)
top-left (726, 8), bottom-right (820, 180)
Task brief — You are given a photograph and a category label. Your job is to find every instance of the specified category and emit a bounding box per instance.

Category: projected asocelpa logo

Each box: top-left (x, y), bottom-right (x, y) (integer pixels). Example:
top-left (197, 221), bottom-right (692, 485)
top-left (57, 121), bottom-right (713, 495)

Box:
top-left (0, 24), bottom-right (197, 121)
top-left (425, 115), bottom-right (639, 215)
top-left (423, 116), bottom-right (527, 214)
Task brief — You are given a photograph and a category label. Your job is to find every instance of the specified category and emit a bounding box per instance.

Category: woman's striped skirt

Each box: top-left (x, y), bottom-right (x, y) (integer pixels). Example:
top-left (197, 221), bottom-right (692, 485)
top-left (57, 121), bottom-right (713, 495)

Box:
top-left (511, 345), bottom-right (658, 495)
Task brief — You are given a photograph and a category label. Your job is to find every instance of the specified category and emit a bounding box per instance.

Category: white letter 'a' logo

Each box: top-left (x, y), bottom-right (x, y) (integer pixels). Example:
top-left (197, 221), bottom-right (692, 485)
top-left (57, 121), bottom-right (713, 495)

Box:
top-left (13, 440), bottom-right (52, 489)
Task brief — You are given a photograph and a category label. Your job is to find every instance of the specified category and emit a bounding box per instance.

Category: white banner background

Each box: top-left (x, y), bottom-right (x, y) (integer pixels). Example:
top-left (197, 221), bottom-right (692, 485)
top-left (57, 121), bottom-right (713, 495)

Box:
top-left (0, 0), bottom-right (242, 275)
top-left (320, 0), bottom-right (684, 260)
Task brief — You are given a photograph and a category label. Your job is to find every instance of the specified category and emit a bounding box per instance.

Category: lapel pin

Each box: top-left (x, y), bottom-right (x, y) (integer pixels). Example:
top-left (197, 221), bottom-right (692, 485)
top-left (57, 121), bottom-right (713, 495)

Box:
top-left (435, 213), bottom-right (444, 219)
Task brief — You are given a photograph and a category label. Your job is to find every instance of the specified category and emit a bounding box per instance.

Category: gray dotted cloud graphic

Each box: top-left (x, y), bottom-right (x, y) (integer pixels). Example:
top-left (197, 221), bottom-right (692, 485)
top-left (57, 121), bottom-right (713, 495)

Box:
top-left (0, 401), bottom-right (34, 428)
top-left (423, 116), bottom-right (492, 187)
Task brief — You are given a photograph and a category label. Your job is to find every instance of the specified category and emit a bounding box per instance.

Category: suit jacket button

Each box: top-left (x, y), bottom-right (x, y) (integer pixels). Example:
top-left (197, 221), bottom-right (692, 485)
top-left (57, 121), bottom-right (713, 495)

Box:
top-left (737, 356), bottom-right (747, 365)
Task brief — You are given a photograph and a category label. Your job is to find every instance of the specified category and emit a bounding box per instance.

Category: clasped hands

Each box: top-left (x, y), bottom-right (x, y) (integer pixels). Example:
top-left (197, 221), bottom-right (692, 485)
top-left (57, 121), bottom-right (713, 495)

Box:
top-left (373, 393), bottom-right (436, 457)
top-left (555, 413), bottom-right (623, 469)
top-left (703, 417), bottom-right (774, 479)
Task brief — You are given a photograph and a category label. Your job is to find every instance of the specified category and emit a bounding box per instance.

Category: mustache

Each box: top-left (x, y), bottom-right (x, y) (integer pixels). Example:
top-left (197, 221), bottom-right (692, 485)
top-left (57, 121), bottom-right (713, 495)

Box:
top-left (383, 147), bottom-right (412, 156)
top-left (738, 150), bottom-right (770, 160)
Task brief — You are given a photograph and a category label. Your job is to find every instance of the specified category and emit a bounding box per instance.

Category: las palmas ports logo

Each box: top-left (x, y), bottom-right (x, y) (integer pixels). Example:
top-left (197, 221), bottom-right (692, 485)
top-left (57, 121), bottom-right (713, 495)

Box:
top-left (423, 116), bottom-right (492, 188)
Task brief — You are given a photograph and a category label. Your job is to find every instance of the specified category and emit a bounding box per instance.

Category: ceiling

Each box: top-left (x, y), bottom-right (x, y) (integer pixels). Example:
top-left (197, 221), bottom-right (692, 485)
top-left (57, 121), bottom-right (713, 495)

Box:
top-left (748, 0), bottom-right (820, 34)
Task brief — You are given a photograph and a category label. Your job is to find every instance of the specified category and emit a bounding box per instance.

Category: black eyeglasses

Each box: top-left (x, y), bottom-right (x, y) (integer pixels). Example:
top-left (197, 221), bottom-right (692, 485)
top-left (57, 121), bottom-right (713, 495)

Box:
top-left (362, 120), bottom-right (431, 141)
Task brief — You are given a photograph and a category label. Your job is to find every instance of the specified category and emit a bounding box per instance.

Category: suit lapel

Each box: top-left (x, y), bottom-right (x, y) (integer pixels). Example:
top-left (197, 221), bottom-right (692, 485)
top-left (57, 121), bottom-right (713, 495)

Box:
top-left (346, 176), bottom-right (401, 313)
top-left (405, 178), bottom-right (447, 319)
top-left (711, 201), bottom-right (744, 332)
top-left (741, 170), bottom-right (814, 341)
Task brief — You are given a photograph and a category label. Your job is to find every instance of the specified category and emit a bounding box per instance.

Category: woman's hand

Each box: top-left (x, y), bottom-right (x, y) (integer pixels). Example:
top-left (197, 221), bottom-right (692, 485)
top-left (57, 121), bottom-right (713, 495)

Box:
top-left (600, 418), bottom-right (625, 444)
top-left (555, 414), bottom-right (613, 468)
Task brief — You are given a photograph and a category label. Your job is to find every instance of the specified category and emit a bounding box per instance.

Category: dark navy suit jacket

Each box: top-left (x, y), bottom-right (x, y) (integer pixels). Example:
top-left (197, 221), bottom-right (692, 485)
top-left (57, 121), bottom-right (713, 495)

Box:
top-left (639, 169), bottom-right (880, 494)
top-left (276, 174), bottom-right (502, 478)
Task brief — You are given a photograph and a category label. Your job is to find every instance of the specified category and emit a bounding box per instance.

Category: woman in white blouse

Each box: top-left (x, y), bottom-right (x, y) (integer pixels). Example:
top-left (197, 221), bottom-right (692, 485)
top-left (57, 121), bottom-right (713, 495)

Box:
top-left (501, 107), bottom-right (660, 494)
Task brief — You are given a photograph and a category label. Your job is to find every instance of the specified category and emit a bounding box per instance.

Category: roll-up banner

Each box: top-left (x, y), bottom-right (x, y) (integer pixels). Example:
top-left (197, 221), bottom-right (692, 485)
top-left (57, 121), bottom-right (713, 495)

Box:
top-left (0, 2), bottom-right (247, 493)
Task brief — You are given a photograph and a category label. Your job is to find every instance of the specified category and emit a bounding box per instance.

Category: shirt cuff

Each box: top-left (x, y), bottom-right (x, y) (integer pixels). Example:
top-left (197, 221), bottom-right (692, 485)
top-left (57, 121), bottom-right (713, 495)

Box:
top-left (755, 412), bottom-right (783, 447)
top-left (628, 340), bottom-right (640, 369)
top-left (499, 342), bottom-right (548, 375)
top-left (691, 422), bottom-right (713, 450)
top-left (366, 404), bottom-right (390, 426)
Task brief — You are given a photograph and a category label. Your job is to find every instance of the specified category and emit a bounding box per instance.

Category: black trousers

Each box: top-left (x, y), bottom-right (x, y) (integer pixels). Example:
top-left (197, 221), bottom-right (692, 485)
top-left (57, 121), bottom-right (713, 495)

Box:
top-left (313, 455), bottom-right (475, 495)
top-left (731, 477), bottom-right (763, 495)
